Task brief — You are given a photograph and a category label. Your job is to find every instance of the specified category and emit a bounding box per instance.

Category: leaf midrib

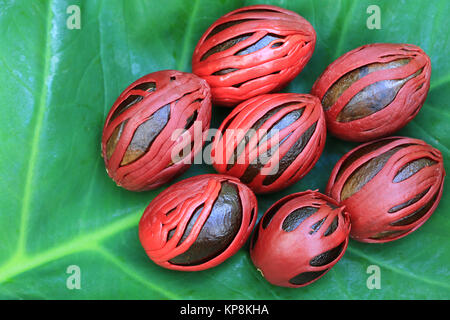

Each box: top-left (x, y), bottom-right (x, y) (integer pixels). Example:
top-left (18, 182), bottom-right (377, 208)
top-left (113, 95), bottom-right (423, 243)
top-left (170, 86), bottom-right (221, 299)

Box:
top-left (16, 0), bottom-right (54, 258)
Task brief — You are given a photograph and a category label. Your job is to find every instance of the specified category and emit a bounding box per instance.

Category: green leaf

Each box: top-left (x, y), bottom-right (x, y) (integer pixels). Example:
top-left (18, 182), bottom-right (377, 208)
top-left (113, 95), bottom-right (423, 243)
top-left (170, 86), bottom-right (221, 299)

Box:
top-left (0, 0), bottom-right (449, 299)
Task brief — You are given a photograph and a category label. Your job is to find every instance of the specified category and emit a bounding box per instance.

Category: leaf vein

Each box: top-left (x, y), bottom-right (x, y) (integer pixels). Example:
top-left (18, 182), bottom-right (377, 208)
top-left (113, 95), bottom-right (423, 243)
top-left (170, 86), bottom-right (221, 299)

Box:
top-left (0, 208), bottom-right (142, 283)
top-left (96, 246), bottom-right (180, 299)
top-left (16, 0), bottom-right (54, 257)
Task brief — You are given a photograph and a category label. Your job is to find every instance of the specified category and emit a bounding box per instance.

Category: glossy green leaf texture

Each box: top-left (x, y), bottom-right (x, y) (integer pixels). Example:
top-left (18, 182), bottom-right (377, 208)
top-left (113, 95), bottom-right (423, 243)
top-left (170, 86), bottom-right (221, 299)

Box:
top-left (0, 0), bottom-right (449, 299)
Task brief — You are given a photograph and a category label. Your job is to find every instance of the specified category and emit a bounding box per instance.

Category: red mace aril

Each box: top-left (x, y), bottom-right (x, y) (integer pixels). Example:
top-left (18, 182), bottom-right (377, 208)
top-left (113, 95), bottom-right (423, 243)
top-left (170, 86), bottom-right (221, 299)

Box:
top-left (250, 190), bottom-right (351, 288)
top-left (211, 93), bottom-right (326, 194)
top-left (326, 136), bottom-right (445, 243)
top-left (192, 4), bottom-right (316, 107)
top-left (101, 70), bottom-right (211, 191)
top-left (139, 174), bottom-right (257, 271)
top-left (311, 43), bottom-right (431, 142)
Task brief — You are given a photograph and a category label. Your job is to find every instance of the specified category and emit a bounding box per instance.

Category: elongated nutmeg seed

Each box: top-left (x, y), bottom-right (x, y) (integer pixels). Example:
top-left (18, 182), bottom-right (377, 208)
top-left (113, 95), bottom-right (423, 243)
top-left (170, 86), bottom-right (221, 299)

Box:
top-left (326, 136), bottom-right (445, 243)
top-left (311, 43), bottom-right (431, 142)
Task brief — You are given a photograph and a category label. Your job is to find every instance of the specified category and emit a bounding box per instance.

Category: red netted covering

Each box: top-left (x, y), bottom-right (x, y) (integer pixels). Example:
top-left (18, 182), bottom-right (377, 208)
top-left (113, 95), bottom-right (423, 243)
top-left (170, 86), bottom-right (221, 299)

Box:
top-left (139, 174), bottom-right (257, 271)
top-left (211, 93), bottom-right (326, 193)
top-left (250, 190), bottom-right (350, 287)
top-left (101, 70), bottom-right (211, 191)
top-left (192, 5), bottom-right (316, 107)
top-left (311, 43), bottom-right (431, 142)
top-left (326, 136), bottom-right (445, 243)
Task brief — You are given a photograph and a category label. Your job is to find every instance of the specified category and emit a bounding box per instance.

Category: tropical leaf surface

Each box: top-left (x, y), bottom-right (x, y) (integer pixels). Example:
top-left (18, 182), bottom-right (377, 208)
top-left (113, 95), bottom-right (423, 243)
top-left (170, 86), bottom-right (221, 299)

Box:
top-left (0, 0), bottom-right (448, 299)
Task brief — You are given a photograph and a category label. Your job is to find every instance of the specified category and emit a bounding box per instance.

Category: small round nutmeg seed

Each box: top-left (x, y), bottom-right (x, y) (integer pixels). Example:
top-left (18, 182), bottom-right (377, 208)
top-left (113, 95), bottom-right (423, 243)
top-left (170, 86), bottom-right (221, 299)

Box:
top-left (211, 93), bottom-right (326, 194)
top-left (101, 70), bottom-right (211, 191)
top-left (250, 190), bottom-right (351, 288)
top-left (311, 43), bottom-right (431, 142)
top-left (326, 136), bottom-right (445, 243)
top-left (192, 4), bottom-right (316, 107)
top-left (139, 174), bottom-right (257, 271)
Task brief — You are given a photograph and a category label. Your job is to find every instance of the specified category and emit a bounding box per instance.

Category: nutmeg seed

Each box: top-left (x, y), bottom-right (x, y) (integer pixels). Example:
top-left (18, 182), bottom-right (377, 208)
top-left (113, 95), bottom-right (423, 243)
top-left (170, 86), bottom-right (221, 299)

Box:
top-left (250, 190), bottom-right (351, 288)
top-left (211, 93), bottom-right (326, 193)
top-left (101, 70), bottom-right (212, 191)
top-left (311, 43), bottom-right (431, 142)
top-left (192, 4), bottom-right (316, 107)
top-left (326, 136), bottom-right (445, 243)
top-left (139, 174), bottom-right (257, 271)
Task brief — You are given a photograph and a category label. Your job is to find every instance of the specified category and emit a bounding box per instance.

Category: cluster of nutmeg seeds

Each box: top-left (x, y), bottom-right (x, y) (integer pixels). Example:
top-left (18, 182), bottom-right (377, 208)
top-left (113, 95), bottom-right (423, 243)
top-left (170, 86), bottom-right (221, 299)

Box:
top-left (101, 5), bottom-right (445, 288)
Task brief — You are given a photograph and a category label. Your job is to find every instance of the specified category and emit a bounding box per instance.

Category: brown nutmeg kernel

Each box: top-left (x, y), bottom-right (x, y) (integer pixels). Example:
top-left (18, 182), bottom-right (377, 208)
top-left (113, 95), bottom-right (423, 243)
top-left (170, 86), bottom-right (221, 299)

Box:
top-left (166, 181), bottom-right (242, 266)
top-left (311, 43), bottom-right (431, 142)
top-left (139, 174), bottom-right (257, 271)
top-left (250, 190), bottom-right (350, 288)
top-left (101, 70), bottom-right (211, 191)
top-left (326, 136), bottom-right (445, 243)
